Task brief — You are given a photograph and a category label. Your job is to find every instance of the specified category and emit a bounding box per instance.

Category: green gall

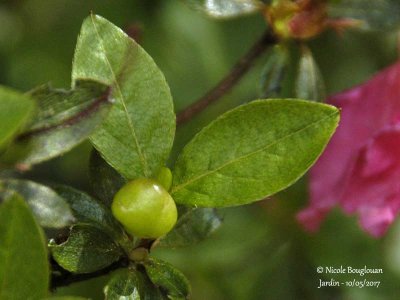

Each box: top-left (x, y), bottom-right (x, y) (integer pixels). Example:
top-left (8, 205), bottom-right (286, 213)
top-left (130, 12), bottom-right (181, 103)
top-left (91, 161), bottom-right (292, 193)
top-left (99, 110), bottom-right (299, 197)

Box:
top-left (112, 178), bottom-right (177, 239)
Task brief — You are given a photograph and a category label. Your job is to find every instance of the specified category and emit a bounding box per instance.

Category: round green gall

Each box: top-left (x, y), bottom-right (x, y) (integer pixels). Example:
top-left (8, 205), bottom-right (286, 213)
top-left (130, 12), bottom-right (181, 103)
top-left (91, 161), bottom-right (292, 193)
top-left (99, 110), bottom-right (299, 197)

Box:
top-left (112, 178), bottom-right (177, 239)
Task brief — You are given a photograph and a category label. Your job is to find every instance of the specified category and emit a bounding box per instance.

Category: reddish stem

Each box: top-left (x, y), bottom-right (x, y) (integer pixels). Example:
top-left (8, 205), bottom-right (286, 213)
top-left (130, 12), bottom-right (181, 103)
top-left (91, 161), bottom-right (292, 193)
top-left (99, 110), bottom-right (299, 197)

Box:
top-left (177, 30), bottom-right (277, 125)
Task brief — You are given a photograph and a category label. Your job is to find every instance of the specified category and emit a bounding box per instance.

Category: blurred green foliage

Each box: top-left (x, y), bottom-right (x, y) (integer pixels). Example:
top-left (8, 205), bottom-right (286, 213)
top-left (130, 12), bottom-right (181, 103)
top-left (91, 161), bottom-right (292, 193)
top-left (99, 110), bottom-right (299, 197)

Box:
top-left (1, 0), bottom-right (399, 299)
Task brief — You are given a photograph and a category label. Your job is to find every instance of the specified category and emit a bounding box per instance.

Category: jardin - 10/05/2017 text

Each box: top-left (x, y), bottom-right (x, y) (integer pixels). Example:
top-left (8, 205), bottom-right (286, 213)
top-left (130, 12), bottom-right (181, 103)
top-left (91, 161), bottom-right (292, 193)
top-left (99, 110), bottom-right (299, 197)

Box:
top-left (316, 265), bottom-right (383, 289)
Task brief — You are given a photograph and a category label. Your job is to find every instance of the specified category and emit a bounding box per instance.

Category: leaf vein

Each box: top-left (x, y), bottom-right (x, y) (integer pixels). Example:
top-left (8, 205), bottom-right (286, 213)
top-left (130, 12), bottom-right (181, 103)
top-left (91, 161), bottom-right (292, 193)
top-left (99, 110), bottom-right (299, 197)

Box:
top-left (90, 15), bottom-right (149, 177)
top-left (172, 111), bottom-right (337, 193)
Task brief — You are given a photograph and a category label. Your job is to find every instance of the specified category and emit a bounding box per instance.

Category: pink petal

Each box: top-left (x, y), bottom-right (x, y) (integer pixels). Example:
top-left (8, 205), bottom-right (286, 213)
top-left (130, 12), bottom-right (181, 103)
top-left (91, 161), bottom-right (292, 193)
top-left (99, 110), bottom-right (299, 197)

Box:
top-left (358, 206), bottom-right (395, 237)
top-left (341, 126), bottom-right (400, 214)
top-left (298, 61), bottom-right (400, 235)
top-left (296, 207), bottom-right (328, 232)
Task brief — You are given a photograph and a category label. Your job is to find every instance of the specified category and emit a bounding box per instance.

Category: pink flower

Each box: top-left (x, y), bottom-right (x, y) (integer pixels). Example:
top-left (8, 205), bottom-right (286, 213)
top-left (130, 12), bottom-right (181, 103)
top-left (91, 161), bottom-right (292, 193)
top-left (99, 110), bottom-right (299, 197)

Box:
top-left (297, 61), bottom-right (400, 237)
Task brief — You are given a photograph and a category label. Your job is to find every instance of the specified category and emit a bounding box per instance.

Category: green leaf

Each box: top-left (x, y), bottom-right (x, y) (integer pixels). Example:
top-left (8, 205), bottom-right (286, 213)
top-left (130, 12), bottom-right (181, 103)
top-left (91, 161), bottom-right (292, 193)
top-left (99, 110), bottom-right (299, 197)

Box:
top-left (104, 269), bottom-right (142, 300)
top-left (259, 45), bottom-right (289, 98)
top-left (104, 268), bottom-right (165, 300)
top-left (50, 224), bottom-right (122, 274)
top-left (52, 185), bottom-right (132, 251)
top-left (185, 0), bottom-right (263, 18)
top-left (1, 80), bottom-right (111, 166)
top-left (89, 149), bottom-right (126, 207)
top-left (171, 99), bottom-right (340, 207)
top-left (0, 86), bottom-right (35, 149)
top-left (72, 14), bottom-right (175, 180)
top-left (104, 270), bottom-right (138, 300)
top-left (295, 45), bottom-right (325, 102)
top-left (0, 194), bottom-right (49, 299)
top-left (0, 179), bottom-right (74, 228)
top-left (158, 207), bottom-right (222, 248)
top-left (144, 258), bottom-right (191, 300)
top-left (328, 0), bottom-right (400, 31)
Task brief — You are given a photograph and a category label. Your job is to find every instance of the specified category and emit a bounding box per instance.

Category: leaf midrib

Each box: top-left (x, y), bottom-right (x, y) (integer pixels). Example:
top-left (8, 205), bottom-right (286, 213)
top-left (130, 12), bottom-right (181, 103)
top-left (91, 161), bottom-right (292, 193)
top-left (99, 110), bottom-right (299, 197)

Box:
top-left (171, 111), bottom-right (338, 193)
top-left (90, 15), bottom-right (149, 177)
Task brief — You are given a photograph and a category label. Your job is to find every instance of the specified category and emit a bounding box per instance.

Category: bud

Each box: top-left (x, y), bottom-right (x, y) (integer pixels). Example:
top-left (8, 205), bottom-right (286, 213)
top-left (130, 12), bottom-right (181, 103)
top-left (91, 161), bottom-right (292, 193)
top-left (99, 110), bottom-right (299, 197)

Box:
top-left (264, 0), bottom-right (327, 40)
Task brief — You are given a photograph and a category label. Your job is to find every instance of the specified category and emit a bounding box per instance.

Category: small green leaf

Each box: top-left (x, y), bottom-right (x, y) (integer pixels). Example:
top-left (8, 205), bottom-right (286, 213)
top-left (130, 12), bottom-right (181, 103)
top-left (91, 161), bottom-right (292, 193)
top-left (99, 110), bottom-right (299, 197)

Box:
top-left (50, 224), bottom-right (122, 274)
top-left (0, 179), bottom-right (74, 228)
top-left (104, 268), bottom-right (165, 300)
top-left (259, 45), bottom-right (289, 98)
top-left (328, 0), bottom-right (400, 31)
top-left (295, 45), bottom-right (325, 102)
top-left (0, 194), bottom-right (49, 299)
top-left (0, 86), bottom-right (35, 149)
top-left (144, 258), bottom-right (191, 300)
top-left (1, 80), bottom-right (111, 166)
top-left (158, 207), bottom-right (222, 248)
top-left (72, 14), bottom-right (175, 180)
top-left (53, 185), bottom-right (132, 251)
top-left (89, 149), bottom-right (126, 207)
top-left (104, 269), bottom-right (141, 300)
top-left (155, 167), bottom-right (173, 191)
top-left (171, 99), bottom-right (340, 207)
top-left (186, 0), bottom-right (263, 18)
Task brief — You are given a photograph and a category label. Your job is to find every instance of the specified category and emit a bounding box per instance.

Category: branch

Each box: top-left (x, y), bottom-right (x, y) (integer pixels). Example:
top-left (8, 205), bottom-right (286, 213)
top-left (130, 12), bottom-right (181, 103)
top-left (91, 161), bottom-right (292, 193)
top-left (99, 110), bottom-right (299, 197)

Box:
top-left (177, 30), bottom-right (278, 125)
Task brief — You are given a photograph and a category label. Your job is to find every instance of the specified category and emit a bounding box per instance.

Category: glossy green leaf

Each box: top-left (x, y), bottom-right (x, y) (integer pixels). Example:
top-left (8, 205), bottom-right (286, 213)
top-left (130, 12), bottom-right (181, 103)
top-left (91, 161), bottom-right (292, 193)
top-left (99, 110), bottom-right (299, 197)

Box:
top-left (72, 14), bottom-right (175, 179)
top-left (171, 99), bottom-right (340, 207)
top-left (104, 268), bottom-right (165, 300)
top-left (104, 269), bottom-right (141, 300)
top-left (259, 45), bottom-right (289, 98)
top-left (186, 0), bottom-right (263, 18)
top-left (0, 86), bottom-right (35, 149)
top-left (52, 185), bottom-right (132, 251)
top-left (1, 80), bottom-right (111, 166)
top-left (89, 149), bottom-right (126, 207)
top-left (144, 258), bottom-right (191, 300)
top-left (50, 224), bottom-right (122, 274)
top-left (328, 0), bottom-right (400, 31)
top-left (0, 194), bottom-right (49, 299)
top-left (158, 207), bottom-right (222, 248)
top-left (0, 179), bottom-right (74, 228)
top-left (295, 45), bottom-right (325, 102)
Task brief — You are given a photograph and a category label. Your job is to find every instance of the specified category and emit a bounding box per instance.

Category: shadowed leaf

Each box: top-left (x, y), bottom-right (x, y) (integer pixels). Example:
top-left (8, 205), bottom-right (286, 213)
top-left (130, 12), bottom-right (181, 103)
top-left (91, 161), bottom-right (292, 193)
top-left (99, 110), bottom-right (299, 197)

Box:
top-left (158, 207), bottom-right (222, 248)
top-left (1, 80), bottom-right (111, 166)
top-left (53, 185), bottom-right (132, 251)
top-left (0, 179), bottom-right (74, 228)
top-left (144, 258), bottom-right (191, 300)
top-left (50, 224), bottom-right (122, 274)
top-left (104, 268), bottom-right (165, 300)
top-left (89, 149), bottom-right (126, 207)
